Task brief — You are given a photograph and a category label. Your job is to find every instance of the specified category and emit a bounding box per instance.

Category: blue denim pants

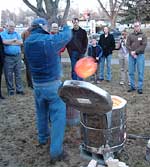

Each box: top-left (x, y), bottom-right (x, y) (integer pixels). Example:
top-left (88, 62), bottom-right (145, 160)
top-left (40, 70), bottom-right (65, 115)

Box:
top-left (99, 54), bottom-right (112, 81)
top-left (33, 80), bottom-right (66, 158)
top-left (4, 55), bottom-right (24, 94)
top-left (69, 50), bottom-right (84, 80)
top-left (128, 54), bottom-right (145, 90)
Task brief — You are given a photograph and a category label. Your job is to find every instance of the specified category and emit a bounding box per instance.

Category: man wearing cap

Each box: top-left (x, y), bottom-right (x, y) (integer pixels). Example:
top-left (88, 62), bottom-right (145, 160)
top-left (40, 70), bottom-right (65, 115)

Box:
top-left (66, 18), bottom-right (88, 80)
top-left (0, 21), bottom-right (24, 96)
top-left (126, 21), bottom-right (147, 94)
top-left (24, 18), bottom-right (72, 163)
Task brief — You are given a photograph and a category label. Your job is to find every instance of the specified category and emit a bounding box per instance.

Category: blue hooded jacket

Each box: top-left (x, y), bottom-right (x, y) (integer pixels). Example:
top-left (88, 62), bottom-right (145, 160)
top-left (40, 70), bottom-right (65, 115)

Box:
top-left (24, 25), bottom-right (72, 83)
top-left (88, 44), bottom-right (103, 62)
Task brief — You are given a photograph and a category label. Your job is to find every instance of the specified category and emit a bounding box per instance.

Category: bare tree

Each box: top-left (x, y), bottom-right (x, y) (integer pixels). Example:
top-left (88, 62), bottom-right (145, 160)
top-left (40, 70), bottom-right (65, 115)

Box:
top-left (122, 0), bottom-right (150, 22)
top-left (22, 0), bottom-right (71, 24)
top-left (97, 0), bottom-right (128, 28)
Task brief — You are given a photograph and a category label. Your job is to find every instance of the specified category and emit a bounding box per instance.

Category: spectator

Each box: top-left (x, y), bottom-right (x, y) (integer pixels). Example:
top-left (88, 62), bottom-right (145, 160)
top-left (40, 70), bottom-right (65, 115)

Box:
top-left (21, 27), bottom-right (33, 89)
top-left (66, 18), bottom-right (88, 80)
top-left (126, 21), bottom-right (147, 94)
top-left (50, 23), bottom-right (59, 34)
top-left (117, 30), bottom-right (130, 85)
top-left (0, 34), bottom-right (5, 99)
top-left (98, 26), bottom-right (115, 82)
top-left (1, 21), bottom-right (24, 96)
top-left (88, 36), bottom-right (103, 83)
top-left (24, 18), bottom-right (72, 164)
top-left (50, 23), bottom-right (66, 55)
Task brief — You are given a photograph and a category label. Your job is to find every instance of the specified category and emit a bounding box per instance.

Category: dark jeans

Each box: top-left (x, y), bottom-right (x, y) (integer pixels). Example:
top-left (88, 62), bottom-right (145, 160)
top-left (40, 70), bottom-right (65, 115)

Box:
top-left (69, 50), bottom-right (84, 80)
top-left (4, 55), bottom-right (24, 95)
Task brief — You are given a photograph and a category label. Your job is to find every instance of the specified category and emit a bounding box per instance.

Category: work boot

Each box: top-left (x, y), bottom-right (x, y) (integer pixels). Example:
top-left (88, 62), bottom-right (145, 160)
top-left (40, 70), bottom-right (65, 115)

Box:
top-left (127, 88), bottom-right (136, 92)
top-left (137, 89), bottom-right (143, 94)
top-left (0, 94), bottom-right (5, 99)
top-left (50, 150), bottom-right (69, 164)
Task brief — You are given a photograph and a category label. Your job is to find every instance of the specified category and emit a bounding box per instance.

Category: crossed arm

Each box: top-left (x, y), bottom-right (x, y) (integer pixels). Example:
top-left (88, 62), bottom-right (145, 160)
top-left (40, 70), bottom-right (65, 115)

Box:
top-left (3, 39), bottom-right (23, 46)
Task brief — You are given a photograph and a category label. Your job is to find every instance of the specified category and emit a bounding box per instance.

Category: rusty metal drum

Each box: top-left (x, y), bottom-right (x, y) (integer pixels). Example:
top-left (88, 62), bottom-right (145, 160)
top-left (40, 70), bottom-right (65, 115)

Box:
top-left (59, 80), bottom-right (127, 163)
top-left (80, 95), bottom-right (127, 154)
top-left (66, 105), bottom-right (80, 126)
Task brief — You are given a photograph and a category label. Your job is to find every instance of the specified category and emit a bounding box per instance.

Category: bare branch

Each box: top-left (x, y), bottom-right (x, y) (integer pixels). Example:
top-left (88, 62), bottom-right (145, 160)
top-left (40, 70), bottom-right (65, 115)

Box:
top-left (97, 0), bottom-right (111, 18)
top-left (63, 0), bottom-right (70, 20)
top-left (23, 0), bottom-right (47, 18)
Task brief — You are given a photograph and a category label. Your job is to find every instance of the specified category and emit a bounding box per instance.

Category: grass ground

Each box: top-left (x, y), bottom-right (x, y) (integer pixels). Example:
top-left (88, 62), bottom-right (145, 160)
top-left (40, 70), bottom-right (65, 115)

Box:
top-left (1, 60), bottom-right (150, 167)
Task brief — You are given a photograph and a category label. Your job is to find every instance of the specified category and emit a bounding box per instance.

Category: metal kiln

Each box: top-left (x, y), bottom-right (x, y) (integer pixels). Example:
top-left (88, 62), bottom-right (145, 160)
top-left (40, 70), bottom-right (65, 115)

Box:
top-left (59, 80), bottom-right (127, 164)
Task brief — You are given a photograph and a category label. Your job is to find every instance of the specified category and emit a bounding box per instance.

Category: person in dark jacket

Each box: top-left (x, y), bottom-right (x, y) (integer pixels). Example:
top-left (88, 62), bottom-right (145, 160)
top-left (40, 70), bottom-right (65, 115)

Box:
top-left (88, 36), bottom-right (103, 83)
top-left (0, 35), bottom-right (5, 99)
top-left (98, 26), bottom-right (115, 82)
top-left (21, 27), bottom-right (33, 88)
top-left (24, 18), bottom-right (72, 164)
top-left (66, 18), bottom-right (88, 80)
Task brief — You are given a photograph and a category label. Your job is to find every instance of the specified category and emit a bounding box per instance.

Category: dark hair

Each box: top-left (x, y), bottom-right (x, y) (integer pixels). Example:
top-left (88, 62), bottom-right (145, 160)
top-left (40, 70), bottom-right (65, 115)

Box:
top-left (72, 18), bottom-right (79, 22)
top-left (121, 29), bottom-right (127, 35)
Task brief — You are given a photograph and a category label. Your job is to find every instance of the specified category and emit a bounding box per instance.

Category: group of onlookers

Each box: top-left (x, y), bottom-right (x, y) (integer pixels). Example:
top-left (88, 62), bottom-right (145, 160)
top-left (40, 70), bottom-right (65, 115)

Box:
top-left (0, 19), bottom-right (147, 98)
top-left (86, 21), bottom-right (147, 95)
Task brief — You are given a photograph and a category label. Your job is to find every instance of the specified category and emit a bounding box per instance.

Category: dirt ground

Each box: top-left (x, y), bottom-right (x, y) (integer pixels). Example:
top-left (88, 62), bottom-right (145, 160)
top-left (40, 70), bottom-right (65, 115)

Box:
top-left (0, 65), bottom-right (150, 167)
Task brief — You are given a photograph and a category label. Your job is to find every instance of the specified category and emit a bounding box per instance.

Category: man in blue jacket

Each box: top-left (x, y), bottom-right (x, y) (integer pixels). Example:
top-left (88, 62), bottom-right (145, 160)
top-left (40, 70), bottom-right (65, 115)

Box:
top-left (24, 18), bottom-right (72, 163)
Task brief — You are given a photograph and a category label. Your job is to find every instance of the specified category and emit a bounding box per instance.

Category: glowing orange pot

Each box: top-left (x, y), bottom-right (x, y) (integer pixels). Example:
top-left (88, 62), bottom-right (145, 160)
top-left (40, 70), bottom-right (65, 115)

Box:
top-left (75, 57), bottom-right (97, 79)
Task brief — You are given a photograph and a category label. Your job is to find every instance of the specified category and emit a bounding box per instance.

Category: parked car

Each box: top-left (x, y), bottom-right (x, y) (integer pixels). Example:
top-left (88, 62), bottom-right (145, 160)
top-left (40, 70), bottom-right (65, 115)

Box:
top-left (110, 28), bottom-right (121, 37)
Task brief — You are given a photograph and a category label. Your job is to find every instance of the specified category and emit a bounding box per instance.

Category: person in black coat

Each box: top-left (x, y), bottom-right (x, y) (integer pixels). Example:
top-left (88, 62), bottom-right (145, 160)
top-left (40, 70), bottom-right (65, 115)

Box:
top-left (0, 35), bottom-right (5, 99)
top-left (66, 18), bottom-right (88, 80)
top-left (21, 28), bottom-right (33, 89)
top-left (98, 26), bottom-right (115, 81)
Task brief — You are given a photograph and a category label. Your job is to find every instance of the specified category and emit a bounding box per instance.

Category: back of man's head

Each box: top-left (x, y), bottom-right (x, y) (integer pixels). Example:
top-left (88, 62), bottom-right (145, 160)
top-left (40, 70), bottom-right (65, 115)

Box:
top-left (31, 18), bottom-right (48, 31)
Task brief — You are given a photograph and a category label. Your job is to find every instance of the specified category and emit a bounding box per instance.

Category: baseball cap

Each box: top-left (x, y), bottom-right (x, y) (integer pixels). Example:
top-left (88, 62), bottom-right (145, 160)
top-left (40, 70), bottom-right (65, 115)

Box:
top-left (31, 18), bottom-right (48, 27)
top-left (51, 23), bottom-right (58, 29)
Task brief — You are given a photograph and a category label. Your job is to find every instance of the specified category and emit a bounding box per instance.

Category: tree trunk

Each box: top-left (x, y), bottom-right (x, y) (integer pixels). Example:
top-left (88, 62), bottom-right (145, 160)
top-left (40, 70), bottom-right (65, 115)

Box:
top-left (111, 16), bottom-right (117, 28)
top-left (23, 0), bottom-right (70, 25)
top-left (97, 0), bottom-right (126, 28)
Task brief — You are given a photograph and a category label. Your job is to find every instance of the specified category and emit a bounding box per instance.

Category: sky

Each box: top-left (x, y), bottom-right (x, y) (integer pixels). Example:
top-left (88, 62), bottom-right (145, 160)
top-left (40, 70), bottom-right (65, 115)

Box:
top-left (0, 0), bottom-right (103, 13)
top-left (0, 0), bottom-right (28, 14)
top-left (72, 0), bottom-right (100, 12)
